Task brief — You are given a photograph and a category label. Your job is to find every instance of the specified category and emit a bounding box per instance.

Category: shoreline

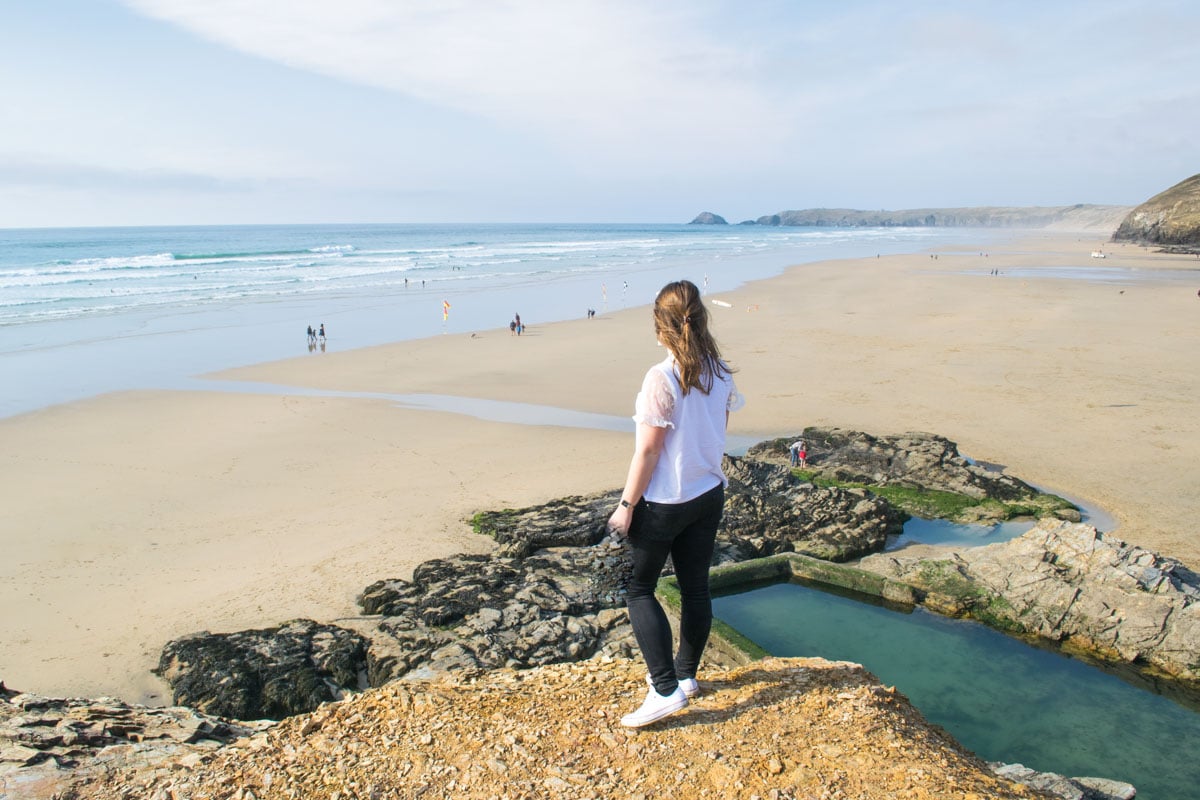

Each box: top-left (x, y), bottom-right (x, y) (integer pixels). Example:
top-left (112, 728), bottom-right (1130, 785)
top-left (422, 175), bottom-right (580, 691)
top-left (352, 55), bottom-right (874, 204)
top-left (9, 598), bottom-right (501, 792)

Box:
top-left (2, 230), bottom-right (1197, 704)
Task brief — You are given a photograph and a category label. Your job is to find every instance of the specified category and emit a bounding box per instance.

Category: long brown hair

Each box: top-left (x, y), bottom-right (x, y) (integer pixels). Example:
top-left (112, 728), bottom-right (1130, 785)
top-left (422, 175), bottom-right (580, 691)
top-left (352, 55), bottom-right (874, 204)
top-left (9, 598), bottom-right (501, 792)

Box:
top-left (653, 280), bottom-right (733, 395)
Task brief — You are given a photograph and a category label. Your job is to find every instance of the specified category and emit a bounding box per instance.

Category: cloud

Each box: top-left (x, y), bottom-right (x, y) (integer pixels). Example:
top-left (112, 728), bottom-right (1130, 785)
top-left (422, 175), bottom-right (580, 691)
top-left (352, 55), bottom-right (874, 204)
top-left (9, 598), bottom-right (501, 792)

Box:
top-left (118, 0), bottom-right (791, 168)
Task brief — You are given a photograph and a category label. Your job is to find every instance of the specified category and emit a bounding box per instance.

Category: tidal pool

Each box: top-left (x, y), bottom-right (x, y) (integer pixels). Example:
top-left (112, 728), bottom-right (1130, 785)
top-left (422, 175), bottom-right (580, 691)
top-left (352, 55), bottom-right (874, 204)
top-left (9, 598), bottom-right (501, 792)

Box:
top-left (712, 580), bottom-right (1200, 800)
top-left (889, 517), bottom-right (1036, 551)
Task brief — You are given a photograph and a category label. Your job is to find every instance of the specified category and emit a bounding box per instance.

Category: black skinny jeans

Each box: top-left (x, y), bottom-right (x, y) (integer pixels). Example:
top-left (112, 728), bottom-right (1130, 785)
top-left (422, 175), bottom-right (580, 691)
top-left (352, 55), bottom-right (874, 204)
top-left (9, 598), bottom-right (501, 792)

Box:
top-left (625, 483), bottom-right (724, 696)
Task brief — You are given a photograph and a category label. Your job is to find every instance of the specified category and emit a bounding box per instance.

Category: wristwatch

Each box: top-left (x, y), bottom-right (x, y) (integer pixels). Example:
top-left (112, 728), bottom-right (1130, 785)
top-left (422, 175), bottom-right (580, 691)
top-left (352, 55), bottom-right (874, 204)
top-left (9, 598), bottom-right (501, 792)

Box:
top-left (620, 499), bottom-right (632, 509)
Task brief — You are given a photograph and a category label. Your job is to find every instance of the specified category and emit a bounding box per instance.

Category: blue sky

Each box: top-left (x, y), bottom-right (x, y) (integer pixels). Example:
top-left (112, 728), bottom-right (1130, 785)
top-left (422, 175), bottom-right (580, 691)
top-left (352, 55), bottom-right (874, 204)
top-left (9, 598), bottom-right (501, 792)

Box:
top-left (1, 0), bottom-right (1197, 227)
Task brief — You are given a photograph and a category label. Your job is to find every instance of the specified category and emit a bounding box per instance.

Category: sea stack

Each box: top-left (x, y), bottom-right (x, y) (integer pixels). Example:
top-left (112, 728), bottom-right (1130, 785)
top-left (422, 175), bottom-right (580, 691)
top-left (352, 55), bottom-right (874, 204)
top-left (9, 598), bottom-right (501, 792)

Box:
top-left (689, 211), bottom-right (728, 225)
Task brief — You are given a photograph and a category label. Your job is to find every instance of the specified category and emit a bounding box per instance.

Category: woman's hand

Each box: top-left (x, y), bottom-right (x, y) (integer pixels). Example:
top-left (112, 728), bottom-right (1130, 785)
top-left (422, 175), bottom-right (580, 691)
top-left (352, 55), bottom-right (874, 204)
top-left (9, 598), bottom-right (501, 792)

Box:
top-left (607, 503), bottom-right (634, 538)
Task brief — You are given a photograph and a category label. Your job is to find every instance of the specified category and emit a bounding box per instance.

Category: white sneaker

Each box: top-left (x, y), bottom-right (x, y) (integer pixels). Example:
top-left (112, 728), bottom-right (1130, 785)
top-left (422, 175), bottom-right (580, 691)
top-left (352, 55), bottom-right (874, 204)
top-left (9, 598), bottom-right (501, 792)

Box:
top-left (645, 673), bottom-right (700, 698)
top-left (620, 686), bottom-right (688, 728)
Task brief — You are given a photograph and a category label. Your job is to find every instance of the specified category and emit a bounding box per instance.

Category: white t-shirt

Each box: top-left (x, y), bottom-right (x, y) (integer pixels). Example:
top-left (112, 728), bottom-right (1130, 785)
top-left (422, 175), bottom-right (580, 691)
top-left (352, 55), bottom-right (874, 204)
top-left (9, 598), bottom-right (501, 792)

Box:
top-left (632, 355), bottom-right (744, 504)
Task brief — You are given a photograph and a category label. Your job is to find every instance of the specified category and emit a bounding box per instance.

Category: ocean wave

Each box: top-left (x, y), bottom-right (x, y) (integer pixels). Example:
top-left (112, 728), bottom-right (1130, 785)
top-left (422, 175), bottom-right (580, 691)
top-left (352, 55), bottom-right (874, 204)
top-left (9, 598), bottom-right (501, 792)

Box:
top-left (172, 248), bottom-right (318, 261)
top-left (0, 223), bottom-right (975, 331)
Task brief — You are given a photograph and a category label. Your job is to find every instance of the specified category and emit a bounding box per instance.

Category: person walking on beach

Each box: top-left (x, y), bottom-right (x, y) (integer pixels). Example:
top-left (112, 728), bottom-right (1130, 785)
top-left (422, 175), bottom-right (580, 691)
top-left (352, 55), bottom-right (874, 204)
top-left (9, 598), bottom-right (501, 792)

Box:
top-left (607, 279), bottom-right (743, 728)
top-left (318, 323), bottom-right (326, 342)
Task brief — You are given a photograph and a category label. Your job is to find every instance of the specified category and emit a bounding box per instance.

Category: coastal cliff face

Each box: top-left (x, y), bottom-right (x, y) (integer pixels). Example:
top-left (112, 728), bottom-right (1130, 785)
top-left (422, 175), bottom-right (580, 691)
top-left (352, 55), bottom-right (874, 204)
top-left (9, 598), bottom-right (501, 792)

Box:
top-left (1112, 173), bottom-right (1200, 247)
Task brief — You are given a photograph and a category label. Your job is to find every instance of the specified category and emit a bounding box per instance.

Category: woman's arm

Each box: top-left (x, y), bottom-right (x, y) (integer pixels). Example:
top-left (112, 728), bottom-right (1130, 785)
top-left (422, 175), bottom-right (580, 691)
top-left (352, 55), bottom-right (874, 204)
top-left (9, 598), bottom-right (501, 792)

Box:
top-left (607, 422), bottom-right (668, 536)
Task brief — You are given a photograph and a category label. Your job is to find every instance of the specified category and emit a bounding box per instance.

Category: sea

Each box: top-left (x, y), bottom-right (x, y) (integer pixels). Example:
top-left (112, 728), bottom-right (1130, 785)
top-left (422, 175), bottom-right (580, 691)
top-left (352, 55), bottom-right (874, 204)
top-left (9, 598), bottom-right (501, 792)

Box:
top-left (0, 222), bottom-right (981, 419)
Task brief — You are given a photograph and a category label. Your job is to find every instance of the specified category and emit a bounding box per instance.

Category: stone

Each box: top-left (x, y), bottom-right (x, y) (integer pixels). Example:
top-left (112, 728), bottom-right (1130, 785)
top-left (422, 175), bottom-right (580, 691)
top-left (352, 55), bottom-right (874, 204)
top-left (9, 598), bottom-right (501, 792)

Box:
top-left (751, 427), bottom-right (1036, 500)
top-left (155, 620), bottom-right (369, 720)
top-left (0, 690), bottom-right (270, 795)
top-left (990, 762), bottom-right (1137, 800)
top-left (860, 520), bottom-right (1200, 684)
top-left (720, 455), bottom-right (901, 562)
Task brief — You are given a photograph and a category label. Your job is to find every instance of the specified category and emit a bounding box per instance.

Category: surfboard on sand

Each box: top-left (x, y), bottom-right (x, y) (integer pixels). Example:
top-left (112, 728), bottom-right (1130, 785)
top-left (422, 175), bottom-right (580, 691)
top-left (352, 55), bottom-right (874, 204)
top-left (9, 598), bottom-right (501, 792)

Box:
top-left (711, 299), bottom-right (732, 308)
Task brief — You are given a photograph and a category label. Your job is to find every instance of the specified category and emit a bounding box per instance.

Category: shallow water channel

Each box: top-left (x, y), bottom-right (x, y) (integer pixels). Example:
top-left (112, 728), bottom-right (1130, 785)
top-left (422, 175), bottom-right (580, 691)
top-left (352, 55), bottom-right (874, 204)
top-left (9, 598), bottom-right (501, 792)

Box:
top-left (712, 579), bottom-right (1200, 800)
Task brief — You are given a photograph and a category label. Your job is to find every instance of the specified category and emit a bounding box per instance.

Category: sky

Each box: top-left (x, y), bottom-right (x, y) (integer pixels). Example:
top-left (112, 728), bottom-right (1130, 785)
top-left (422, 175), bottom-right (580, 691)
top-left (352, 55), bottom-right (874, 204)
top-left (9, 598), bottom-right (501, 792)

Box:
top-left (1, 0), bottom-right (1197, 227)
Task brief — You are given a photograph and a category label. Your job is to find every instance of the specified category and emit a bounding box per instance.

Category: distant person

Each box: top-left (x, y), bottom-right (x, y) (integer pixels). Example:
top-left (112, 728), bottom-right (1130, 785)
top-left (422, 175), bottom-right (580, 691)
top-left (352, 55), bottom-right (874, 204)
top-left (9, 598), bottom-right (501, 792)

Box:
top-left (789, 439), bottom-right (806, 467)
top-left (319, 323), bottom-right (326, 342)
top-left (510, 320), bottom-right (517, 335)
top-left (607, 279), bottom-right (743, 728)
top-left (306, 325), bottom-right (314, 343)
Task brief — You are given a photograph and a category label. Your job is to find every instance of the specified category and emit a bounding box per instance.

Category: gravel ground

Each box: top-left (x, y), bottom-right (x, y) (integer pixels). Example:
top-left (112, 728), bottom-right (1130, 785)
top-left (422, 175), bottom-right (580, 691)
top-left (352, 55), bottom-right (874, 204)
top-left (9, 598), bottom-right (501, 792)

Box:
top-left (58, 656), bottom-right (1052, 800)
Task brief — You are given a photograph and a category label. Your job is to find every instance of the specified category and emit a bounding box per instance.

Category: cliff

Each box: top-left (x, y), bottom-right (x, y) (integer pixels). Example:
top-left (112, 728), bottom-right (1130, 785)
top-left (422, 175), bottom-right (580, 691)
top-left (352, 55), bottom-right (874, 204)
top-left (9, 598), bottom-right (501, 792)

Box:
top-left (28, 658), bottom-right (1077, 800)
top-left (1112, 173), bottom-right (1200, 247)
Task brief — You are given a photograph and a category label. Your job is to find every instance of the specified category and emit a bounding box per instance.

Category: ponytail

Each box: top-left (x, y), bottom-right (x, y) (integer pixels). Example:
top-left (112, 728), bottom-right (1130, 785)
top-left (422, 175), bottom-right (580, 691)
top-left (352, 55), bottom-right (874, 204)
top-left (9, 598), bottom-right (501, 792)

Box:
top-left (653, 280), bottom-right (733, 395)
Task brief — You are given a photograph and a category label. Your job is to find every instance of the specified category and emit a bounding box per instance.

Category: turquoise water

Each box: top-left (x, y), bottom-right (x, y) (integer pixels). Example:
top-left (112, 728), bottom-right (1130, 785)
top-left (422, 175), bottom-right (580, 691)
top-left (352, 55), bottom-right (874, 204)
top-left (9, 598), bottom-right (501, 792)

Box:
top-left (891, 517), bottom-right (1036, 550)
top-left (713, 580), bottom-right (1200, 799)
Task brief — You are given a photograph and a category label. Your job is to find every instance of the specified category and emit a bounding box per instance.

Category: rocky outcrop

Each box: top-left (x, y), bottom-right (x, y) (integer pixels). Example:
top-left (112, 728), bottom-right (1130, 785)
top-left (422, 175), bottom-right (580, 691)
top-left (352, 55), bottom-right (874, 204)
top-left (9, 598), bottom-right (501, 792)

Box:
top-left (750, 427), bottom-right (1080, 523)
top-left (0, 687), bottom-right (270, 798)
top-left (154, 620), bottom-right (369, 721)
top-left (155, 456), bottom-right (898, 719)
top-left (688, 211), bottom-right (728, 224)
top-left (45, 658), bottom-right (1135, 800)
top-left (355, 458), bottom-right (900, 686)
top-left (1112, 173), bottom-right (1200, 248)
top-left (356, 543), bottom-right (639, 686)
top-left (149, 430), bottom-right (1200, 730)
top-left (991, 763), bottom-right (1137, 800)
top-left (477, 456), bottom-right (901, 564)
top-left (859, 520), bottom-right (1200, 685)
top-left (721, 455), bottom-right (902, 561)
top-left (785, 427), bottom-right (1035, 499)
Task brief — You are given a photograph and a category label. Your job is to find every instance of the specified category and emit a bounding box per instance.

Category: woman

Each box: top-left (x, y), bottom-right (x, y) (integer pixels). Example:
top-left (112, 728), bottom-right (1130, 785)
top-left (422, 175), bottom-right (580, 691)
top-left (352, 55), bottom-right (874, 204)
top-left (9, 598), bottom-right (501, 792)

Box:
top-left (607, 279), bottom-right (743, 728)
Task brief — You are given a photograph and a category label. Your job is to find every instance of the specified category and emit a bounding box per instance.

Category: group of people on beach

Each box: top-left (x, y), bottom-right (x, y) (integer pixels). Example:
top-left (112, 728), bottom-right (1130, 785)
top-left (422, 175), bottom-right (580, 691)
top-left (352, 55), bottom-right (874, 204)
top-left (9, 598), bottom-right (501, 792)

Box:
top-left (509, 313), bottom-right (524, 335)
top-left (306, 324), bottom-right (326, 348)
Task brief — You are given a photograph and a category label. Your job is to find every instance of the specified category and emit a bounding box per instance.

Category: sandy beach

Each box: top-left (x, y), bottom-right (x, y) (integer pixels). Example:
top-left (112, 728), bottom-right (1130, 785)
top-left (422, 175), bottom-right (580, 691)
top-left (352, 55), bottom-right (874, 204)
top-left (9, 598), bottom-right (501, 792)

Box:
top-left (2, 231), bottom-right (1197, 704)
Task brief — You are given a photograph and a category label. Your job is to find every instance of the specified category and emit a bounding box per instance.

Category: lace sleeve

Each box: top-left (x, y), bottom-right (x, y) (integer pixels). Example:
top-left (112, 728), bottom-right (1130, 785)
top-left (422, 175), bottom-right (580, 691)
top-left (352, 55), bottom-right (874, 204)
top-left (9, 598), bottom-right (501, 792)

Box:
top-left (727, 380), bottom-right (746, 412)
top-left (633, 367), bottom-right (676, 428)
